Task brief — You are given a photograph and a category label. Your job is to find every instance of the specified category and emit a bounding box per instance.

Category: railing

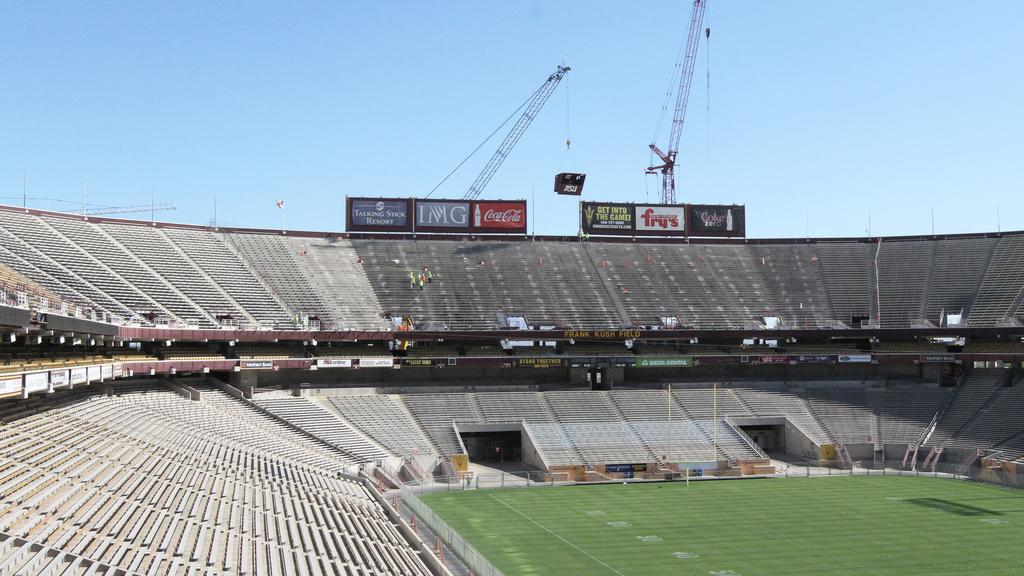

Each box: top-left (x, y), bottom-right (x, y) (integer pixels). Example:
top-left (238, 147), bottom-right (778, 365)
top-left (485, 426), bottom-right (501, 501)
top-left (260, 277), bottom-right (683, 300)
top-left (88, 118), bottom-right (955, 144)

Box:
top-left (401, 482), bottom-right (505, 576)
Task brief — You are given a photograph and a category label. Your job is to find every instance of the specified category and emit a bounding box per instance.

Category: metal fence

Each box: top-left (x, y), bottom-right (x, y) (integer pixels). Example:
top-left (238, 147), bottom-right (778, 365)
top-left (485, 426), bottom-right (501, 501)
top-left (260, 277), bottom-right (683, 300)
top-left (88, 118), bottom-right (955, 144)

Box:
top-left (400, 483), bottom-right (505, 576)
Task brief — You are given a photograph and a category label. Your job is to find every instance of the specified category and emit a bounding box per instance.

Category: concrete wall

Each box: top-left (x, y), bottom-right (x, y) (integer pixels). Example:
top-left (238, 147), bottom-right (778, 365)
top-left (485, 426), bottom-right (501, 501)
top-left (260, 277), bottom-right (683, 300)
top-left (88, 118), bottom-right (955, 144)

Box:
top-left (520, 426), bottom-right (549, 471)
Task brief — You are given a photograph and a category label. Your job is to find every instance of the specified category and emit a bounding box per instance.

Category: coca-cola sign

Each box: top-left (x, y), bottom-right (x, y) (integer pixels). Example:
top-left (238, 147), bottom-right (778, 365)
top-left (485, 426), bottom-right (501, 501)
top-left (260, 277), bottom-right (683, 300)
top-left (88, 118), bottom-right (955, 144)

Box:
top-left (688, 204), bottom-right (745, 237)
top-left (472, 201), bottom-right (527, 232)
top-left (634, 205), bottom-right (685, 235)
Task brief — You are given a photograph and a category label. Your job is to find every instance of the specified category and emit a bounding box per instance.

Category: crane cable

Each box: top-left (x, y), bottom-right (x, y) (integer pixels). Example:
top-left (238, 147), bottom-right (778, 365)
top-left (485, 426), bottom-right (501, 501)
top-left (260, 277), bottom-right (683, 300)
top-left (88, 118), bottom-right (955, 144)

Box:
top-left (424, 83), bottom-right (545, 199)
top-left (705, 9), bottom-right (711, 162)
top-left (650, 32), bottom-right (690, 167)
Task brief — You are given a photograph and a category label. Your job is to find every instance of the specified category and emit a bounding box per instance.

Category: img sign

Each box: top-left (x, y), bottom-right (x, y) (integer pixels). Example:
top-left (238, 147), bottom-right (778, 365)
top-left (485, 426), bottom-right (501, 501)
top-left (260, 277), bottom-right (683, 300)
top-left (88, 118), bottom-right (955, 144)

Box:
top-left (347, 197), bottom-right (413, 233)
top-left (415, 200), bottom-right (470, 232)
top-left (472, 201), bottom-right (527, 233)
top-left (688, 204), bottom-right (745, 237)
top-left (634, 205), bottom-right (685, 236)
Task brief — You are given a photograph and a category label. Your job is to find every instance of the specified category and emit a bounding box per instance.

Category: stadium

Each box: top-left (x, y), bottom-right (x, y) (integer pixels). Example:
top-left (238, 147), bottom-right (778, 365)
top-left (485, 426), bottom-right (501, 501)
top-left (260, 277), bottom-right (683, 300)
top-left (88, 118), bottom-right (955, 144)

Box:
top-left (1, 202), bottom-right (1024, 575)
top-left (4, 2), bottom-right (1024, 575)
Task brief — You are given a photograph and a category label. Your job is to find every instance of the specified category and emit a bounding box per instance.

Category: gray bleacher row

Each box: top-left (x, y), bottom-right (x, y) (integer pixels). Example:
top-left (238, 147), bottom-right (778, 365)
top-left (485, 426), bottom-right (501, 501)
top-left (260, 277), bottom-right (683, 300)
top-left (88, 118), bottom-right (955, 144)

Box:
top-left (397, 390), bottom-right (767, 466)
top-left (924, 371), bottom-right (1024, 463)
top-left (368, 385), bottom-right (985, 466)
top-left (2, 206), bottom-right (1022, 329)
top-left (252, 397), bottom-right (391, 463)
top-left (347, 236), bottom-right (1024, 330)
top-left (0, 210), bottom-right (293, 328)
top-left (324, 396), bottom-right (438, 459)
top-left (0, 385), bottom-right (431, 576)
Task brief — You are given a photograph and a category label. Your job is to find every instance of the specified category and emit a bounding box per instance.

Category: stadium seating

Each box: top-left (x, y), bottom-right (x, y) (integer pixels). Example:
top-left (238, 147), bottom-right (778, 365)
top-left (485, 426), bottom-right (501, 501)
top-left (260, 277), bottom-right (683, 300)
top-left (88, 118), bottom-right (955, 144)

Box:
top-left (1, 206), bottom-right (1023, 329)
top-left (0, 385), bottom-right (431, 575)
top-left (324, 394), bottom-right (437, 459)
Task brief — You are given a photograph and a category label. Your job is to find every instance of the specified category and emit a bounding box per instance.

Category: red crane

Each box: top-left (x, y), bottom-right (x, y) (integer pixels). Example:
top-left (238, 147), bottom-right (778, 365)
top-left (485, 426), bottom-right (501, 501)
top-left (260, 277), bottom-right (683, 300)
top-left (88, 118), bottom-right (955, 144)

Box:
top-left (647, 0), bottom-right (707, 205)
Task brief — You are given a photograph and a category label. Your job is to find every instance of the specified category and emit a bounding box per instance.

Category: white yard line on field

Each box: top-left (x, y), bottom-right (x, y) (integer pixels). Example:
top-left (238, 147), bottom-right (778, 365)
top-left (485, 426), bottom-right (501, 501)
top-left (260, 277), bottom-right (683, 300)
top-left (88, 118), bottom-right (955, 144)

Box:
top-left (489, 493), bottom-right (627, 576)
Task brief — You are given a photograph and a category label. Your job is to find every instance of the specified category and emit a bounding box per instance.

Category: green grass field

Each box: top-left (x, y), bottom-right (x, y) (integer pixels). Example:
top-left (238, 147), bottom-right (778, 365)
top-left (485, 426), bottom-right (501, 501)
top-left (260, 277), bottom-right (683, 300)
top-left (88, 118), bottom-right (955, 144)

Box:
top-left (420, 476), bottom-right (1024, 575)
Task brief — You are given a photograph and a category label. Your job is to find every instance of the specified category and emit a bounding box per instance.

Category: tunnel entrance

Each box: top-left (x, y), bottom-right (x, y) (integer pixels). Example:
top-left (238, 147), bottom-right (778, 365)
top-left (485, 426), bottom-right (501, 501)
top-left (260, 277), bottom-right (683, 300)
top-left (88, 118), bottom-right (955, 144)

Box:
top-left (739, 424), bottom-right (785, 453)
top-left (459, 430), bottom-right (522, 463)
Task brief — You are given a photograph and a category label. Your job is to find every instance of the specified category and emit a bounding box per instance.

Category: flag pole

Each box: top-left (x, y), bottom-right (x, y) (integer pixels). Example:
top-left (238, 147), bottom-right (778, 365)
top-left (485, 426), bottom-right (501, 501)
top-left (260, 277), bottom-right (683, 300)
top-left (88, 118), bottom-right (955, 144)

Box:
top-left (713, 382), bottom-right (718, 460)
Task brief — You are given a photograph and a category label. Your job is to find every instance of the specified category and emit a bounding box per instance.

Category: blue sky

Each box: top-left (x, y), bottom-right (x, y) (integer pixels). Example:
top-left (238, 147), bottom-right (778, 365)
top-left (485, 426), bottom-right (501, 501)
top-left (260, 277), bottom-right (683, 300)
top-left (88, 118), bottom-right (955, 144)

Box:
top-left (2, 1), bottom-right (1022, 238)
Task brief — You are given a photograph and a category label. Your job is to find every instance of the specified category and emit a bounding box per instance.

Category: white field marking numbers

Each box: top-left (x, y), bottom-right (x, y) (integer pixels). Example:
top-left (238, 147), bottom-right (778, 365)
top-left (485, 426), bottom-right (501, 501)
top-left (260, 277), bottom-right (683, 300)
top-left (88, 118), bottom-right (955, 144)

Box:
top-left (673, 552), bottom-right (700, 559)
top-left (607, 521), bottom-right (630, 528)
top-left (585, 510), bottom-right (606, 516)
top-left (980, 518), bottom-right (1008, 525)
top-left (885, 497), bottom-right (905, 502)
top-left (637, 535), bottom-right (662, 543)
top-left (490, 495), bottom-right (626, 576)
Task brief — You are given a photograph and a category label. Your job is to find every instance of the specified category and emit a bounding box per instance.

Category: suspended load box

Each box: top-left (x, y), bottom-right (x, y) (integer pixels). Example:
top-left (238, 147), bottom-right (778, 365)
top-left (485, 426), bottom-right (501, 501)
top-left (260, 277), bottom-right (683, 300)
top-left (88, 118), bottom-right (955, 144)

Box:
top-left (555, 173), bottom-right (586, 195)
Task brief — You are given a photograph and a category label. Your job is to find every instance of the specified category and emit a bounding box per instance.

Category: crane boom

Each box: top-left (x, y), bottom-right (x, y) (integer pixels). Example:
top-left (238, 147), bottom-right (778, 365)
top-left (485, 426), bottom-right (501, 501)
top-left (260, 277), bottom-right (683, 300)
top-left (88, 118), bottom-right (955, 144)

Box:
top-left (647, 0), bottom-right (706, 205)
top-left (463, 65), bottom-right (570, 200)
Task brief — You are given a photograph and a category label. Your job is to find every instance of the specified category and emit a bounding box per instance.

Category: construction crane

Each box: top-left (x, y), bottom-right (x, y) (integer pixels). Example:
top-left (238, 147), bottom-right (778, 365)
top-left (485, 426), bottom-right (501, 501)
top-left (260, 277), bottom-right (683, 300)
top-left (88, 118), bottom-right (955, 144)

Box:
top-left (646, 0), bottom-right (707, 205)
top-left (462, 65), bottom-right (570, 200)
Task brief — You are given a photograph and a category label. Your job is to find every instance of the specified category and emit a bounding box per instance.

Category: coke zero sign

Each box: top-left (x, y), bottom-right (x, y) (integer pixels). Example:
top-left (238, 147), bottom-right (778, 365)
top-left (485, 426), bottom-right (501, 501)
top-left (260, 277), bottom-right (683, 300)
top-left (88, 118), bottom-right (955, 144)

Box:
top-left (472, 201), bottom-right (527, 233)
top-left (688, 204), bottom-right (745, 237)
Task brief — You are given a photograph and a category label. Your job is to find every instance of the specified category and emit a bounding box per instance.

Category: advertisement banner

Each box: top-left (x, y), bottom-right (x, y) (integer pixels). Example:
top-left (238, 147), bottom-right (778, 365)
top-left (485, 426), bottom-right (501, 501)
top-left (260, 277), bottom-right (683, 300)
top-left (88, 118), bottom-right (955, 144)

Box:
top-left (795, 355), bottom-right (832, 364)
top-left (71, 367), bottom-right (88, 385)
top-left (581, 202), bottom-right (633, 234)
top-left (688, 204), bottom-right (745, 237)
top-left (49, 369), bottom-right (69, 388)
top-left (113, 363), bottom-right (123, 378)
top-left (357, 357), bottom-right (394, 368)
top-left (635, 356), bottom-right (694, 368)
top-left (86, 365), bottom-right (101, 382)
top-left (513, 358), bottom-right (565, 369)
top-left (316, 358), bottom-right (353, 368)
top-left (101, 364), bottom-right (113, 379)
top-left (401, 358), bottom-right (446, 367)
top-left (758, 355), bottom-right (790, 364)
top-left (920, 354), bottom-right (956, 363)
top-left (25, 372), bottom-right (48, 393)
top-left (240, 360), bottom-right (274, 370)
top-left (472, 201), bottom-right (527, 233)
top-left (414, 200), bottom-right (471, 232)
top-left (606, 463), bottom-right (648, 473)
top-left (634, 205), bottom-right (686, 236)
top-left (347, 197), bottom-right (413, 233)
top-left (838, 354), bottom-right (873, 363)
top-left (0, 377), bottom-right (20, 395)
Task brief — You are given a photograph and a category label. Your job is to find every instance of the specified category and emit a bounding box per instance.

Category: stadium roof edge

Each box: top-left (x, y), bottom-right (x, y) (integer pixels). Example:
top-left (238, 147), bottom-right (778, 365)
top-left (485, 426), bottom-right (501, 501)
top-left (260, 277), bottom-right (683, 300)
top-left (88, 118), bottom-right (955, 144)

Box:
top-left (0, 203), bottom-right (1019, 245)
